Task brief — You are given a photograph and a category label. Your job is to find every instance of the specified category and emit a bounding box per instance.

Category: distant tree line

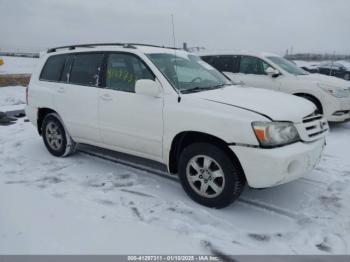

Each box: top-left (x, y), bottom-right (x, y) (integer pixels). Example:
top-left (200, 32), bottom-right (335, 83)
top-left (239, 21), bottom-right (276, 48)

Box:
top-left (285, 53), bottom-right (350, 61)
top-left (0, 52), bottom-right (39, 58)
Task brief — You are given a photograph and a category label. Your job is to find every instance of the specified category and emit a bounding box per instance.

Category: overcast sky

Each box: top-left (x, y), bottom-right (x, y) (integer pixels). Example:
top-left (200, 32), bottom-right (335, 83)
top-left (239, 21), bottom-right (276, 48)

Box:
top-left (0, 0), bottom-right (349, 55)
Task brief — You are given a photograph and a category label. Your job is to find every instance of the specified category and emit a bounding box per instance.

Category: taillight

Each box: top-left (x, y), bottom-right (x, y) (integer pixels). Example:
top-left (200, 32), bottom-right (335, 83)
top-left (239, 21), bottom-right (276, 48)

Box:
top-left (26, 86), bottom-right (29, 105)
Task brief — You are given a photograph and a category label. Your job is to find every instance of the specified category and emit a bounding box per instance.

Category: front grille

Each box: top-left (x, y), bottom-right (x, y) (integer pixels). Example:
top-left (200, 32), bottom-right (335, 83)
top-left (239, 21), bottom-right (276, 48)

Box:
top-left (301, 113), bottom-right (328, 141)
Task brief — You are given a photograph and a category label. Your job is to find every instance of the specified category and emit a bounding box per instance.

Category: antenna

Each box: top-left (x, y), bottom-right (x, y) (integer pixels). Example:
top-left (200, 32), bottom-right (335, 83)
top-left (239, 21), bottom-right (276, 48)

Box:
top-left (171, 14), bottom-right (176, 49)
top-left (171, 14), bottom-right (181, 103)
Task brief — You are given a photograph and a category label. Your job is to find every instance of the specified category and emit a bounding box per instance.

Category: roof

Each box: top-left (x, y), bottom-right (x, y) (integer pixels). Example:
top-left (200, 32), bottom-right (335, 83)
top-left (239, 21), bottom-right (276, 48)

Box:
top-left (198, 50), bottom-right (280, 58)
top-left (46, 43), bottom-right (183, 55)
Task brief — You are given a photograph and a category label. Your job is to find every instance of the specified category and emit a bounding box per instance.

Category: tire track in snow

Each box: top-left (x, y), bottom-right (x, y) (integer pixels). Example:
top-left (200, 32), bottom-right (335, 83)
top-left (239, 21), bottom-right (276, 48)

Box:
top-left (79, 148), bottom-right (302, 220)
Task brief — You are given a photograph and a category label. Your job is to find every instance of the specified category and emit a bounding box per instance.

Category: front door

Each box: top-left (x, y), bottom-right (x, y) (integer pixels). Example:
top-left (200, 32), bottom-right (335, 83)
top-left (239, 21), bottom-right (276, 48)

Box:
top-left (229, 55), bottom-right (281, 92)
top-left (98, 52), bottom-right (164, 161)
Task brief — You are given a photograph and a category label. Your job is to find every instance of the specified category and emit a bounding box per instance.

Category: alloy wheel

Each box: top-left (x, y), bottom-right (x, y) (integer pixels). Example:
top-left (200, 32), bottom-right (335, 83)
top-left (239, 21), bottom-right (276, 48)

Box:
top-left (186, 155), bottom-right (225, 198)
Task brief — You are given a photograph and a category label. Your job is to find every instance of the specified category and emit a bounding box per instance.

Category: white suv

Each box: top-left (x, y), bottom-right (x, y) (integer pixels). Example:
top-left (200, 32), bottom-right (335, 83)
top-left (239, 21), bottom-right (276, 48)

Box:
top-left (26, 43), bottom-right (328, 208)
top-left (201, 52), bottom-right (350, 122)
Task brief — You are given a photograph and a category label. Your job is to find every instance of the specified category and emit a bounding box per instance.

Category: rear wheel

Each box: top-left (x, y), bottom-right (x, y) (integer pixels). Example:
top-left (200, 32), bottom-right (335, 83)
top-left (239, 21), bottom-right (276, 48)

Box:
top-left (178, 143), bottom-right (245, 208)
top-left (42, 113), bottom-right (76, 157)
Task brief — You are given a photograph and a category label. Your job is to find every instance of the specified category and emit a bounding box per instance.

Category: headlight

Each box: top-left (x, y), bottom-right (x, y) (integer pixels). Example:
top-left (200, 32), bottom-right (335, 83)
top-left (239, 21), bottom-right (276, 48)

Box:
top-left (252, 121), bottom-right (300, 148)
top-left (318, 83), bottom-right (349, 98)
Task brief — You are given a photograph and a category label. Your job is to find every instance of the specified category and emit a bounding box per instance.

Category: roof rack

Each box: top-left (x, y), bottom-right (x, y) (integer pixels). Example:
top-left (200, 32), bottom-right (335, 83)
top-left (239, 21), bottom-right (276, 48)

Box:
top-left (47, 43), bottom-right (179, 53)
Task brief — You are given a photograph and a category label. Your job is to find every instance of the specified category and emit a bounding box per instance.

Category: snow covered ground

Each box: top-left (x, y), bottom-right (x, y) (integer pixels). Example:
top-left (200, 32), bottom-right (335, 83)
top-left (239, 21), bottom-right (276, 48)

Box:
top-left (0, 56), bottom-right (38, 75)
top-left (0, 86), bottom-right (26, 112)
top-left (0, 84), bottom-right (350, 255)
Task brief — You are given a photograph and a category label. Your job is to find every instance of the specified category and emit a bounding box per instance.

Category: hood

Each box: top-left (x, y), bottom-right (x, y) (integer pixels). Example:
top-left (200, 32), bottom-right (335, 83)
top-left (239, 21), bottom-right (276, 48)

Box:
top-left (297, 73), bottom-right (350, 89)
top-left (191, 86), bottom-right (315, 123)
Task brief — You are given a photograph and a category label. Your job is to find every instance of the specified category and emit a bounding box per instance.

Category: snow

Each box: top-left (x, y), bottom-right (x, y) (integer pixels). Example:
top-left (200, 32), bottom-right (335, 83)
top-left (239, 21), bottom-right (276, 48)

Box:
top-left (1, 62), bottom-right (350, 255)
top-left (0, 56), bottom-right (38, 75)
top-left (0, 86), bottom-right (26, 111)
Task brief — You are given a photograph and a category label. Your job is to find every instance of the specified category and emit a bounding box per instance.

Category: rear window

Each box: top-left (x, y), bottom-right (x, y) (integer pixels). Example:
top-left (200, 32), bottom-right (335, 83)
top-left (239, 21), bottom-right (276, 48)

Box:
top-left (69, 53), bottom-right (104, 86)
top-left (40, 55), bottom-right (68, 82)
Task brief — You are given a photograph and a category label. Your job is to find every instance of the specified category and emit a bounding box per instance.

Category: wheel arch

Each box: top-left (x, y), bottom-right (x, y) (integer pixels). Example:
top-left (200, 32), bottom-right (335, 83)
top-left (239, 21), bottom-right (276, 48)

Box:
top-left (293, 92), bottom-right (323, 114)
top-left (168, 131), bottom-right (245, 177)
top-left (37, 108), bottom-right (58, 135)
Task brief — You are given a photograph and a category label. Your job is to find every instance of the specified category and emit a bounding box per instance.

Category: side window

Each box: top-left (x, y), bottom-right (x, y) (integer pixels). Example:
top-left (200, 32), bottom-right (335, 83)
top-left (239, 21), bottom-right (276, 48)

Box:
top-left (105, 53), bottom-right (155, 93)
top-left (201, 56), bottom-right (214, 65)
top-left (239, 56), bottom-right (269, 75)
top-left (214, 56), bottom-right (234, 73)
top-left (40, 55), bottom-right (68, 82)
top-left (60, 55), bottom-right (73, 82)
top-left (69, 53), bottom-right (104, 86)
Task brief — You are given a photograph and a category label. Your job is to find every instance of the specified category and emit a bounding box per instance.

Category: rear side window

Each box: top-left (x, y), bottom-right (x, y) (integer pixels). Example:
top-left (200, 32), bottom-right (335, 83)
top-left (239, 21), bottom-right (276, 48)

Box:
top-left (201, 56), bottom-right (214, 65)
top-left (69, 53), bottom-right (104, 86)
top-left (60, 55), bottom-right (74, 83)
top-left (214, 56), bottom-right (234, 72)
top-left (40, 55), bottom-right (68, 82)
top-left (201, 55), bottom-right (237, 73)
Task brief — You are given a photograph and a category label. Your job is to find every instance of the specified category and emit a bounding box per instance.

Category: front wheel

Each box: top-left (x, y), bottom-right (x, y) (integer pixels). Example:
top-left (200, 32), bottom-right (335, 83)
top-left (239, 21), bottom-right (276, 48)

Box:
top-left (178, 143), bottom-right (245, 208)
top-left (42, 113), bottom-right (77, 157)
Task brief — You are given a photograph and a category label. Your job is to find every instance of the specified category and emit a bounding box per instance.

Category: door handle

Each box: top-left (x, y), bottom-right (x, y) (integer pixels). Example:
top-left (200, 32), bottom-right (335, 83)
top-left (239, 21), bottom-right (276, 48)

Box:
top-left (100, 94), bottom-right (113, 101)
top-left (57, 87), bottom-right (65, 93)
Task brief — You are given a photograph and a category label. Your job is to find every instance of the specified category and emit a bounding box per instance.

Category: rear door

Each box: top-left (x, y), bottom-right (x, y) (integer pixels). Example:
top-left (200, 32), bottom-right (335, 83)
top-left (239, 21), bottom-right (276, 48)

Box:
top-left (53, 52), bottom-right (104, 143)
top-left (98, 52), bottom-right (164, 161)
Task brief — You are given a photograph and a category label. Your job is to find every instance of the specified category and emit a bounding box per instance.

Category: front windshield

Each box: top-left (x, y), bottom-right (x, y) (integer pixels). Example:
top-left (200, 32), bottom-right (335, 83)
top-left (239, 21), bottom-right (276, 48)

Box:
top-left (267, 56), bottom-right (309, 75)
top-left (147, 53), bottom-right (230, 93)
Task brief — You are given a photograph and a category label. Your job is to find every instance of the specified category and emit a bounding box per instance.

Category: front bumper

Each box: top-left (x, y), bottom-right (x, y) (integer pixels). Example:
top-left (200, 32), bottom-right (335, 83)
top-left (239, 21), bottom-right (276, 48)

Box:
top-left (231, 138), bottom-right (326, 188)
top-left (324, 96), bottom-right (350, 122)
top-left (328, 110), bottom-right (350, 122)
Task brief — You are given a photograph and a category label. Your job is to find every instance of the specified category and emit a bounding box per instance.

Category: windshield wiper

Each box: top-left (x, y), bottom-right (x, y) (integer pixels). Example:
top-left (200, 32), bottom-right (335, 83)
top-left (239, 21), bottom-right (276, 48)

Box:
top-left (180, 84), bottom-right (228, 94)
top-left (180, 87), bottom-right (209, 94)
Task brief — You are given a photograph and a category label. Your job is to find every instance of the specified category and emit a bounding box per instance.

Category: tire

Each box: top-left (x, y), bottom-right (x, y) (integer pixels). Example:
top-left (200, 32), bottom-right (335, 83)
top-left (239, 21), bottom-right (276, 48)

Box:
top-left (178, 143), bottom-right (245, 208)
top-left (42, 113), bottom-right (77, 157)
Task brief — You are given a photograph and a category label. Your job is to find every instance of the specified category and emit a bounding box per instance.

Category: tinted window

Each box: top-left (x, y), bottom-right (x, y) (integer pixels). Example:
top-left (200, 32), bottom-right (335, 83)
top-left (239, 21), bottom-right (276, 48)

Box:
top-left (70, 53), bottom-right (104, 86)
top-left (61, 55), bottom-right (73, 82)
top-left (201, 56), bottom-right (214, 65)
top-left (239, 56), bottom-right (269, 75)
top-left (214, 56), bottom-right (234, 72)
top-left (106, 53), bottom-right (154, 93)
top-left (201, 55), bottom-right (238, 73)
top-left (40, 55), bottom-right (67, 81)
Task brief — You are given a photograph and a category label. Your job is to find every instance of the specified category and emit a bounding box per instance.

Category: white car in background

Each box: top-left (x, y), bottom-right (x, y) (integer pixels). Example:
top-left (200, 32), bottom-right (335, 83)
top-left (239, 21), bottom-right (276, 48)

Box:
top-left (201, 52), bottom-right (350, 122)
top-left (26, 43), bottom-right (328, 208)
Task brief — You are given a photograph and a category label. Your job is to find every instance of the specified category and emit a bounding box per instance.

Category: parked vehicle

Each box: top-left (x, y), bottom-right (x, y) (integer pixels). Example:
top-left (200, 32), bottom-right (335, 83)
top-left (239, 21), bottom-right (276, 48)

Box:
top-left (26, 44), bottom-right (328, 208)
top-left (317, 61), bottom-right (350, 81)
top-left (293, 61), bottom-right (319, 74)
top-left (201, 52), bottom-right (350, 122)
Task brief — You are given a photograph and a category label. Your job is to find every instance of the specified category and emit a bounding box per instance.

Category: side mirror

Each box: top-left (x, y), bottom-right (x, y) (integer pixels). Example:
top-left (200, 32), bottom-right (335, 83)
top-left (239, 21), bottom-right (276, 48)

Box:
top-left (135, 79), bottom-right (161, 97)
top-left (265, 67), bottom-right (280, 77)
